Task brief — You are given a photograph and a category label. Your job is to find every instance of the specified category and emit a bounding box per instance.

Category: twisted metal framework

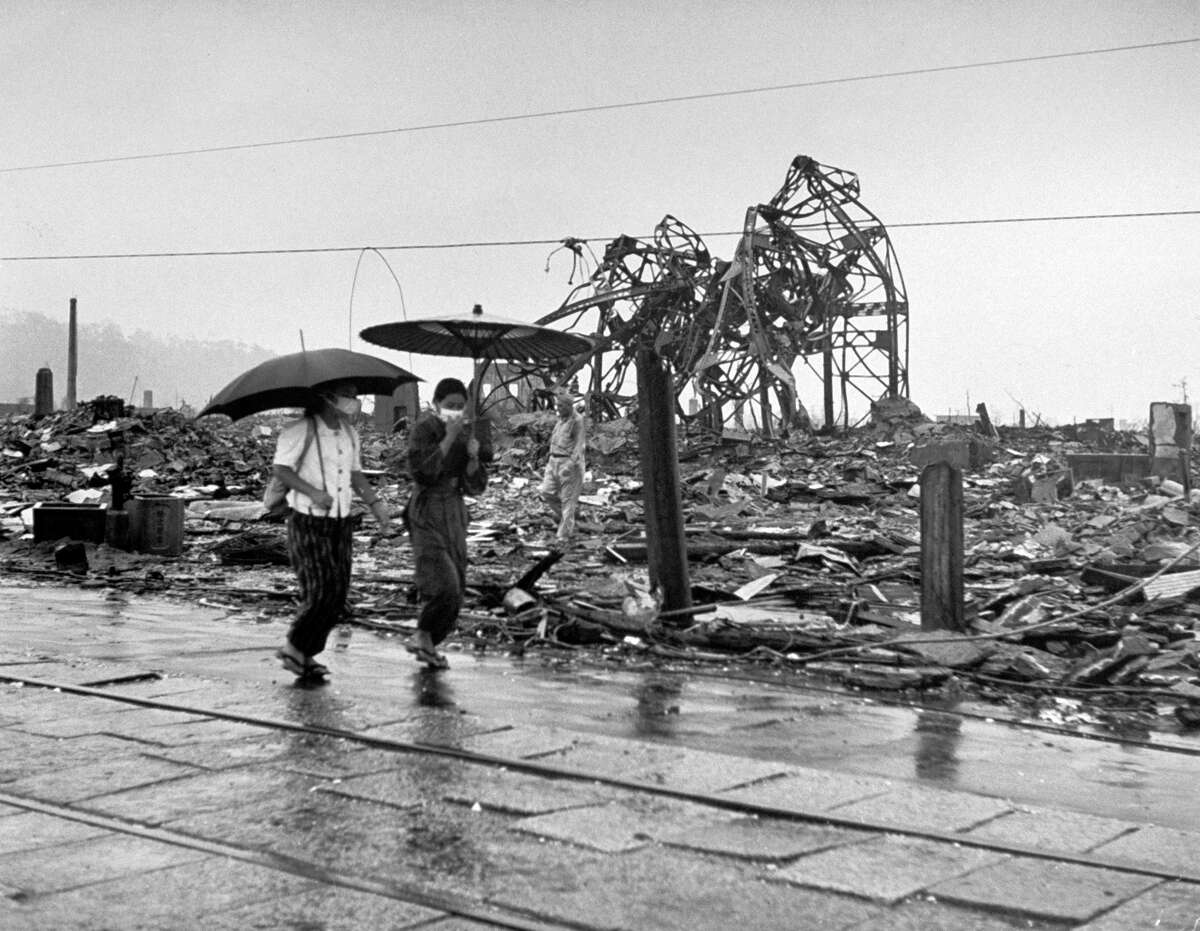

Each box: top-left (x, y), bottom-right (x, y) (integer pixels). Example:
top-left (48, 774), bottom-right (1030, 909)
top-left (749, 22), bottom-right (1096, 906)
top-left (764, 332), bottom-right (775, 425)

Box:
top-left (484, 155), bottom-right (908, 431)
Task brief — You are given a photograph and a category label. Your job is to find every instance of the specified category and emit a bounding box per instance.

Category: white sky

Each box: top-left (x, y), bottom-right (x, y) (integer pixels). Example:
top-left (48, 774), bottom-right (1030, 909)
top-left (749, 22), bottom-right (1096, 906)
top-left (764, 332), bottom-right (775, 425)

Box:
top-left (2, 0), bottom-right (1197, 424)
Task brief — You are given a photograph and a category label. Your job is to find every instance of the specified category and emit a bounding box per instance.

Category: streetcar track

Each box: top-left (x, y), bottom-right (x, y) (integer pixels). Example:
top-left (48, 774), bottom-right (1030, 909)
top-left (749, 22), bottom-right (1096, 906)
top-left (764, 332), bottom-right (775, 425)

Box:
top-left (3, 671), bottom-right (1199, 887)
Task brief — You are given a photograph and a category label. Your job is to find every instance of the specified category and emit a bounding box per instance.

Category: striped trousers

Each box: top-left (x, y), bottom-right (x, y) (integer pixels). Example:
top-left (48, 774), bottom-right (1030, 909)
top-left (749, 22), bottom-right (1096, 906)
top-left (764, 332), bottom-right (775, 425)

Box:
top-left (286, 511), bottom-right (355, 657)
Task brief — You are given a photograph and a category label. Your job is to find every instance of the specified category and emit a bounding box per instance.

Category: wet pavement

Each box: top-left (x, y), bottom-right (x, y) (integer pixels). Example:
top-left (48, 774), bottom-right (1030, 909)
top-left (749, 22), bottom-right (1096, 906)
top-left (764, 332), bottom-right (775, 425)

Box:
top-left (1, 581), bottom-right (1198, 929)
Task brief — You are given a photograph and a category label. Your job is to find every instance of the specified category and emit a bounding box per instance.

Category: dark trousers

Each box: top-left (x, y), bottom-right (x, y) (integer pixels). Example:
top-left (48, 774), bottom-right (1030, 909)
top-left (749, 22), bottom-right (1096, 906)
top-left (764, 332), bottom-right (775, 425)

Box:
top-left (286, 511), bottom-right (354, 656)
top-left (408, 485), bottom-right (468, 646)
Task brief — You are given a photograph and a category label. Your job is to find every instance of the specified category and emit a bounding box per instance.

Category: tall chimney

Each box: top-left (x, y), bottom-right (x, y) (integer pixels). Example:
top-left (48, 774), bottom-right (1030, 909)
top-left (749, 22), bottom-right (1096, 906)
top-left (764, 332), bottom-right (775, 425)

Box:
top-left (66, 297), bottom-right (78, 410)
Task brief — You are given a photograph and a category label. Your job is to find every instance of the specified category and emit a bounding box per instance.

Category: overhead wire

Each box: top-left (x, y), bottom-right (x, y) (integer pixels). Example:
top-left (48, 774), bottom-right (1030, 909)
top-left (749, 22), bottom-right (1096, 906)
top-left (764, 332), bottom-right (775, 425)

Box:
top-left (2, 209), bottom-right (1198, 262)
top-left (1, 38), bottom-right (1196, 175)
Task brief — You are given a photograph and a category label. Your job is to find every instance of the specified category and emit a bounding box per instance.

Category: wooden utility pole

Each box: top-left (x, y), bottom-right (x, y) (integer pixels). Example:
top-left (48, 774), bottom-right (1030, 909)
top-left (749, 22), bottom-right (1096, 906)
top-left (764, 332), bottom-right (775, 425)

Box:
top-left (66, 297), bottom-right (78, 410)
top-left (919, 461), bottom-right (965, 631)
top-left (635, 348), bottom-right (692, 614)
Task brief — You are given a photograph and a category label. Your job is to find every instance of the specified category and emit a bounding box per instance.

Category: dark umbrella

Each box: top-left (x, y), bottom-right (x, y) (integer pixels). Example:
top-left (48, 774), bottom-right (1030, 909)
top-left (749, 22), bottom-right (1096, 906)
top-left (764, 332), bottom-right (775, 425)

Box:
top-left (196, 347), bottom-right (420, 421)
top-left (358, 303), bottom-right (594, 363)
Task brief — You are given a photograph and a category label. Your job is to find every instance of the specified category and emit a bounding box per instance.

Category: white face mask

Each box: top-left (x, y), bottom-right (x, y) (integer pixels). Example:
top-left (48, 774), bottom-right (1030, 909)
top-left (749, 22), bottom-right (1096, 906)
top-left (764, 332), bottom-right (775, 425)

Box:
top-left (335, 396), bottom-right (361, 417)
top-left (439, 407), bottom-right (464, 422)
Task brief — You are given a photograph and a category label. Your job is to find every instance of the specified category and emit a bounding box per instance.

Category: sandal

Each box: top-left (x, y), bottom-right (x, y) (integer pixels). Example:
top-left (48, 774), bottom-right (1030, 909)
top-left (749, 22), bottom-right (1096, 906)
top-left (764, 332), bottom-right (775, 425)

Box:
top-left (276, 648), bottom-right (329, 681)
top-left (305, 659), bottom-right (330, 678)
top-left (406, 643), bottom-right (449, 670)
top-left (275, 647), bottom-right (306, 677)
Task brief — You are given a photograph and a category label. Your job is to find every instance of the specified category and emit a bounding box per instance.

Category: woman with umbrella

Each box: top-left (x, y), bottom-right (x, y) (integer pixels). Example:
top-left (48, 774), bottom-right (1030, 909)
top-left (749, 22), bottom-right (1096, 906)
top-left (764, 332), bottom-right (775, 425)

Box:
top-left (273, 381), bottom-right (391, 679)
top-left (404, 377), bottom-right (488, 669)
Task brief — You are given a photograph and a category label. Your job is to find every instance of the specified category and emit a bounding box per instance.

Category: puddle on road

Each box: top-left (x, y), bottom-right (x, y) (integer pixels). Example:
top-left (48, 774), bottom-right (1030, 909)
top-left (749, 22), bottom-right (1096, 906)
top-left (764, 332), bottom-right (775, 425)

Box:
top-left (6, 583), bottom-right (1200, 830)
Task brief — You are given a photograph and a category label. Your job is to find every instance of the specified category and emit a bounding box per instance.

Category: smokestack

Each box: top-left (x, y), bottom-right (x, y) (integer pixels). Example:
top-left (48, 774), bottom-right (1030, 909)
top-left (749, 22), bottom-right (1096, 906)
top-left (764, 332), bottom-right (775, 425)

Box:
top-left (66, 297), bottom-right (78, 410)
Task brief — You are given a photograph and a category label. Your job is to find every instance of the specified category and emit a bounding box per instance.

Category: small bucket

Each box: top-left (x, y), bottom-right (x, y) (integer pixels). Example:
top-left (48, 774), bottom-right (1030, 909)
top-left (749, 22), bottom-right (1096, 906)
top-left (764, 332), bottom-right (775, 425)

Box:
top-left (128, 495), bottom-right (184, 556)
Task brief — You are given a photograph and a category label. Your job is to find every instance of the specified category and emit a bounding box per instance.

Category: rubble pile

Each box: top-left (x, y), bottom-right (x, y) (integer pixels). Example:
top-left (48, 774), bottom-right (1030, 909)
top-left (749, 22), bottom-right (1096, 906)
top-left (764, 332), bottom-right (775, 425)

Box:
top-left (2, 401), bottom-right (1199, 735)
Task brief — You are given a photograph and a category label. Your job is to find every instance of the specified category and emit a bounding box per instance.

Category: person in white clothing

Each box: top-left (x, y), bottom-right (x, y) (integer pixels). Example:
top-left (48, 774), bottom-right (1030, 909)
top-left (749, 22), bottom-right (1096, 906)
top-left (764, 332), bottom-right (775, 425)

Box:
top-left (271, 381), bottom-right (389, 680)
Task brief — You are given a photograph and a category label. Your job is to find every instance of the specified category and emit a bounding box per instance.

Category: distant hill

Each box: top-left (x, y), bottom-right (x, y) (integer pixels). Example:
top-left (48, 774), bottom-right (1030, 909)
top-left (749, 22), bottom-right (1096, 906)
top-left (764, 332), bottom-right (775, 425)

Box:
top-left (0, 309), bottom-right (276, 409)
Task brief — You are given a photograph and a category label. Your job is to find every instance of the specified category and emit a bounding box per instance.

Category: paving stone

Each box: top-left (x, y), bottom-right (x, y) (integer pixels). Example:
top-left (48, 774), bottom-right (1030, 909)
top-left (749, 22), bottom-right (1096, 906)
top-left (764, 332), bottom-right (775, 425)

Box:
top-left (928, 856), bottom-right (1161, 922)
top-left (0, 833), bottom-right (207, 896)
top-left (14, 706), bottom-right (202, 739)
top-left (362, 709), bottom-right (492, 747)
top-left (512, 796), bottom-right (735, 853)
top-left (532, 733), bottom-right (693, 780)
top-left (772, 833), bottom-right (1004, 904)
top-left (6, 854), bottom-right (316, 931)
top-left (0, 660), bottom-right (141, 685)
top-left (139, 733), bottom-right (295, 770)
top-left (86, 765), bottom-right (322, 825)
top-left (629, 746), bottom-right (791, 793)
top-left (965, 806), bottom-right (1138, 854)
top-left (202, 881), bottom-right (442, 930)
top-left (2, 754), bottom-right (199, 803)
top-left (320, 760), bottom-right (468, 810)
top-left (460, 724), bottom-right (587, 759)
top-left (110, 717), bottom-right (268, 747)
top-left (661, 815), bottom-right (872, 862)
top-left (0, 733), bottom-right (144, 783)
top-left (718, 767), bottom-right (892, 812)
top-left (849, 897), bottom-right (1071, 930)
top-left (0, 811), bottom-right (110, 855)
top-left (439, 767), bottom-right (619, 815)
top-left (487, 844), bottom-right (880, 930)
top-left (1089, 824), bottom-right (1200, 876)
top-left (1077, 880), bottom-right (1200, 929)
top-left (828, 783), bottom-right (1012, 831)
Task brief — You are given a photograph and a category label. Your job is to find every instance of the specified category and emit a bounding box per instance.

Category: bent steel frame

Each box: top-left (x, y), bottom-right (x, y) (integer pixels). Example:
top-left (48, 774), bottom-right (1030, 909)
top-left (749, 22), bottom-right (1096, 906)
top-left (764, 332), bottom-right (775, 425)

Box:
top-left (485, 155), bottom-right (908, 432)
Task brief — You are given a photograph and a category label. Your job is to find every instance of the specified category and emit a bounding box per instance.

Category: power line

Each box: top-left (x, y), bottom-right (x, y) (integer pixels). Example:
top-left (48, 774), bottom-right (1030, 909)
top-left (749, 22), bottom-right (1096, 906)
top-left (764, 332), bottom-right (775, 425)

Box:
top-left (3, 38), bottom-right (1196, 175)
top-left (1, 209), bottom-right (1196, 262)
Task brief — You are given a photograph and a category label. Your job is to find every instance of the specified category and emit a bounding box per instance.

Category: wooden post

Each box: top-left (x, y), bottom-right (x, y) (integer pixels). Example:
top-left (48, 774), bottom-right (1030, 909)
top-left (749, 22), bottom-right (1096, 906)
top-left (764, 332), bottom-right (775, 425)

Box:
top-left (636, 348), bottom-right (692, 614)
top-left (822, 324), bottom-right (835, 434)
top-left (920, 462), bottom-right (965, 632)
top-left (66, 297), bottom-right (78, 411)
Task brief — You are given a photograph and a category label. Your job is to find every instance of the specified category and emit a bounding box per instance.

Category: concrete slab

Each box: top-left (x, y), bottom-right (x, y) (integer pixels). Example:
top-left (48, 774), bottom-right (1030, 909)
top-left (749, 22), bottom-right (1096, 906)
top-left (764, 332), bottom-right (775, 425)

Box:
top-left (771, 834), bottom-right (1004, 904)
top-left (718, 767), bottom-right (892, 812)
top-left (138, 733), bottom-right (296, 770)
top-left (0, 732), bottom-right (150, 783)
top-left (86, 765), bottom-right (322, 825)
top-left (661, 815), bottom-right (872, 862)
top-left (1, 754), bottom-right (199, 803)
top-left (828, 783), bottom-right (1012, 831)
top-left (512, 797), bottom-right (734, 853)
top-left (4, 854), bottom-right (315, 931)
top-left (202, 882), bottom-right (443, 930)
top-left (0, 833), bottom-right (208, 896)
top-left (928, 857), bottom-right (1161, 922)
top-left (1089, 824), bottom-right (1200, 875)
top-left (850, 898), bottom-right (1070, 930)
top-left (532, 733), bottom-right (693, 780)
top-left (320, 761), bottom-right (469, 810)
top-left (1077, 880), bottom-right (1200, 929)
top-left (109, 717), bottom-right (268, 747)
top-left (0, 811), bottom-right (110, 856)
top-left (629, 746), bottom-right (791, 793)
top-left (460, 724), bottom-right (588, 759)
top-left (964, 806), bottom-right (1137, 853)
top-left (12, 706), bottom-right (202, 739)
top-left (487, 845), bottom-right (880, 930)
top-left (439, 767), bottom-right (619, 815)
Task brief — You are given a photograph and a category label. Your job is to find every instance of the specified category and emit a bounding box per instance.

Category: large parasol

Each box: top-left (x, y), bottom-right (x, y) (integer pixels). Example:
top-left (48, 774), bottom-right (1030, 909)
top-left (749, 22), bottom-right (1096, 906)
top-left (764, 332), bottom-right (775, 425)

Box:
top-left (196, 347), bottom-right (420, 421)
top-left (359, 304), bottom-right (594, 423)
top-left (359, 303), bottom-right (593, 363)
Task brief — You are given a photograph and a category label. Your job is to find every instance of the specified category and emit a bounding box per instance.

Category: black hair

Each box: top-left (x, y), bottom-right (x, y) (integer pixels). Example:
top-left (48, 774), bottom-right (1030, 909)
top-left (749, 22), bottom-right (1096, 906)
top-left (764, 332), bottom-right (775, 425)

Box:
top-left (433, 377), bottom-right (469, 403)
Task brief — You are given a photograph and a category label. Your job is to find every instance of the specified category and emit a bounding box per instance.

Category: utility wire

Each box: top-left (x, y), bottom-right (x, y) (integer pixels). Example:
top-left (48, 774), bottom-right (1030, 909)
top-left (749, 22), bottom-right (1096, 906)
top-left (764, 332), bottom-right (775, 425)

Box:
top-left (2, 209), bottom-right (1197, 262)
top-left (2, 38), bottom-right (1196, 175)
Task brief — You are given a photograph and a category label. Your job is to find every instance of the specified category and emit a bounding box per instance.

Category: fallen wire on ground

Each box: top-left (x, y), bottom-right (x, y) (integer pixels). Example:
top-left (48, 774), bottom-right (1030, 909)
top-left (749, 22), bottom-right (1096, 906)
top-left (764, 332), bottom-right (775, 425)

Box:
top-left (2, 396), bottom-right (1200, 734)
